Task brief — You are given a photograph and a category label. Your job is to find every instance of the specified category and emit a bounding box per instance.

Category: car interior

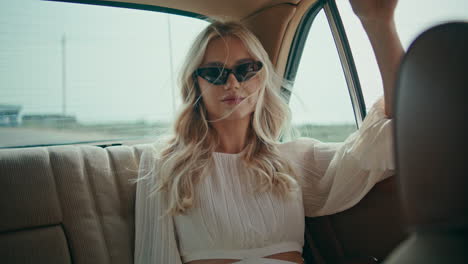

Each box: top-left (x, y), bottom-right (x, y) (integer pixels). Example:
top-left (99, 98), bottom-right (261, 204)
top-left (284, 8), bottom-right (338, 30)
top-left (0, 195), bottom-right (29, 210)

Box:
top-left (0, 0), bottom-right (466, 263)
top-left (385, 22), bottom-right (468, 264)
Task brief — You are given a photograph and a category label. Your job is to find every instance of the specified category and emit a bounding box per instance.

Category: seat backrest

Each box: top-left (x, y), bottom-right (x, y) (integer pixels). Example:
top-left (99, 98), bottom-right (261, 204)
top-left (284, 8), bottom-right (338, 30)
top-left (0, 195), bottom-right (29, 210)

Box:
top-left (304, 176), bottom-right (406, 264)
top-left (1, 143), bottom-right (407, 264)
top-left (385, 22), bottom-right (468, 263)
top-left (0, 144), bottom-right (152, 264)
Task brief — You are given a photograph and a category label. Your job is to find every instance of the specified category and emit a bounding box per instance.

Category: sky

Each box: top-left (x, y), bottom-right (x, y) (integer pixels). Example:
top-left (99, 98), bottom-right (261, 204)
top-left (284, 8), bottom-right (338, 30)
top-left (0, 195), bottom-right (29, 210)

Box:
top-left (0, 0), bottom-right (467, 125)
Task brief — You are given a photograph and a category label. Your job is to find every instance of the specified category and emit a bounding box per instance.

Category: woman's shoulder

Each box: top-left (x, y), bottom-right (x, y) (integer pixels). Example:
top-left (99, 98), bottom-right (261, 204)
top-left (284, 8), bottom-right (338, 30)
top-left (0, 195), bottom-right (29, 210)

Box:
top-left (277, 137), bottom-right (322, 159)
top-left (277, 137), bottom-right (343, 169)
top-left (278, 137), bottom-right (321, 151)
top-left (133, 142), bottom-right (166, 183)
top-left (137, 140), bottom-right (169, 163)
top-left (136, 144), bottom-right (158, 166)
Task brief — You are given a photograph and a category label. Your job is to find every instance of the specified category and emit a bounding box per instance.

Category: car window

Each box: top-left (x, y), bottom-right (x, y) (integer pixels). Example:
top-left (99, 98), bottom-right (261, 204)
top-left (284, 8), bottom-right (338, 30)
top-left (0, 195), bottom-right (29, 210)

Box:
top-left (336, 0), bottom-right (468, 109)
top-left (290, 9), bottom-right (357, 142)
top-left (0, 0), bottom-right (208, 148)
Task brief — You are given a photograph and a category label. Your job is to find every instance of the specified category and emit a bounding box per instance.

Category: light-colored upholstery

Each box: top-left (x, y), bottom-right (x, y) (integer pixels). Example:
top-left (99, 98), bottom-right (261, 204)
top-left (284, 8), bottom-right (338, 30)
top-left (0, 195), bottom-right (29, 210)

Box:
top-left (0, 142), bottom-right (406, 264)
top-left (0, 144), bottom-right (153, 264)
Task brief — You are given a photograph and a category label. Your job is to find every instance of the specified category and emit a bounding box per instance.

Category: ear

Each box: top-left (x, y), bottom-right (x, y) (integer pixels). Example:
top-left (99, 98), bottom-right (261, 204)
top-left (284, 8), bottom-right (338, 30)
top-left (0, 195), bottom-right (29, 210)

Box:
top-left (192, 72), bottom-right (199, 83)
top-left (192, 75), bottom-right (201, 95)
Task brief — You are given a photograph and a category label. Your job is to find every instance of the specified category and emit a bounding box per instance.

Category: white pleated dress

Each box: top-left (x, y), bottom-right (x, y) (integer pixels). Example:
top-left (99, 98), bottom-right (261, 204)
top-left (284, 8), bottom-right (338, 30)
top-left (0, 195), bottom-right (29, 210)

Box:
top-left (134, 98), bottom-right (395, 264)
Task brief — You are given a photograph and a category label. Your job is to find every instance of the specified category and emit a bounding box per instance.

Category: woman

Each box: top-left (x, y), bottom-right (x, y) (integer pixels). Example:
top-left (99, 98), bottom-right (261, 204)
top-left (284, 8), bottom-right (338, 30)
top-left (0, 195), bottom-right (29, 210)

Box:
top-left (134, 0), bottom-right (404, 263)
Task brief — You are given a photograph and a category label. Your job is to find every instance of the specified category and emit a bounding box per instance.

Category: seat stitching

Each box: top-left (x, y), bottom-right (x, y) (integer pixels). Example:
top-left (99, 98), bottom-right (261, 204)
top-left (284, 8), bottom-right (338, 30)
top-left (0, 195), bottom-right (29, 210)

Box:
top-left (47, 147), bottom-right (75, 263)
top-left (105, 148), bottom-right (125, 218)
top-left (80, 147), bottom-right (112, 263)
top-left (105, 146), bottom-right (135, 260)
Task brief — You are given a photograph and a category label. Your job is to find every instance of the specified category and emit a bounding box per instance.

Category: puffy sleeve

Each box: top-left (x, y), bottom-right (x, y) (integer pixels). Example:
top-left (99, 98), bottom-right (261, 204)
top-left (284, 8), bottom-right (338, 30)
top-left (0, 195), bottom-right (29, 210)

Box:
top-left (134, 147), bottom-right (183, 264)
top-left (289, 97), bottom-right (395, 217)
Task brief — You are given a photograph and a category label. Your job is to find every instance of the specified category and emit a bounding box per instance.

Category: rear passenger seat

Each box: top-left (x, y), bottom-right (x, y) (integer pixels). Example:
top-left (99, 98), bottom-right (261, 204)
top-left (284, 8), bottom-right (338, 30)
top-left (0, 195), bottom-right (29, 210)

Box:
top-left (0, 144), bottom-right (405, 264)
top-left (0, 144), bottom-right (153, 264)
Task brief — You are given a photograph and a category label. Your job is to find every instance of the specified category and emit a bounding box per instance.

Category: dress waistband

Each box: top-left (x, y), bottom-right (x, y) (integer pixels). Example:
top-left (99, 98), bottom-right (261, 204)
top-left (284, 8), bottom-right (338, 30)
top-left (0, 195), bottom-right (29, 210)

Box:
top-left (182, 241), bottom-right (303, 263)
top-left (233, 257), bottom-right (299, 264)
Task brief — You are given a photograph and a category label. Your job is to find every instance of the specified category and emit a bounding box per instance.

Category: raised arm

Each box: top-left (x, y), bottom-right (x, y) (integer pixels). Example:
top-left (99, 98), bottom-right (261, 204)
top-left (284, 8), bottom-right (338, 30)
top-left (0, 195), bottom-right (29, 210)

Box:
top-left (293, 99), bottom-right (395, 217)
top-left (349, 0), bottom-right (405, 118)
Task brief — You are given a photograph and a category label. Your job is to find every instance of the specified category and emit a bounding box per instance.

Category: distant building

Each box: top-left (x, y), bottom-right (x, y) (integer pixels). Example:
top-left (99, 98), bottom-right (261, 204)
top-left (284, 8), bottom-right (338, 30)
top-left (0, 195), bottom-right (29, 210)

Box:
top-left (0, 104), bottom-right (22, 127)
top-left (22, 114), bottom-right (77, 127)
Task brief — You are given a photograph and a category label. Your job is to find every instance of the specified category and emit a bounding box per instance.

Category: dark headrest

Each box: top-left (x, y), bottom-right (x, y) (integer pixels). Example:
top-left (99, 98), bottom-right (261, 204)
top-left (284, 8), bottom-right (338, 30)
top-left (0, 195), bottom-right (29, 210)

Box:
top-left (394, 22), bottom-right (468, 232)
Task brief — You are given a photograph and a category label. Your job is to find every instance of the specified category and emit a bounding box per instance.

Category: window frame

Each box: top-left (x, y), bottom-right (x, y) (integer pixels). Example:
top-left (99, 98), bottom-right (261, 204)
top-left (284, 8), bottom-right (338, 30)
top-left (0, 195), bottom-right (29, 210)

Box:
top-left (3, 0), bottom-right (365, 148)
top-left (49, 0), bottom-right (207, 20)
top-left (284, 0), bottom-right (366, 127)
top-left (0, 0), bottom-right (208, 149)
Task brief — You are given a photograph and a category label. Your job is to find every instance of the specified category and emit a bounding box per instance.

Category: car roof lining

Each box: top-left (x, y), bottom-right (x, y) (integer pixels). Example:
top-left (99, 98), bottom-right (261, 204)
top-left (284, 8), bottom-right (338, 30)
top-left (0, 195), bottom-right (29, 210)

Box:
top-left (50, 0), bottom-right (320, 80)
top-left (98, 0), bottom-right (301, 19)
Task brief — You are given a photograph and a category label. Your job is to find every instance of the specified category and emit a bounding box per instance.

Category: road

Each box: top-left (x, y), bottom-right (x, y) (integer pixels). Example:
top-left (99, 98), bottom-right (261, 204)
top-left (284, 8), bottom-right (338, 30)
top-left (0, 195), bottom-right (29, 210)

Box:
top-left (0, 127), bottom-right (121, 147)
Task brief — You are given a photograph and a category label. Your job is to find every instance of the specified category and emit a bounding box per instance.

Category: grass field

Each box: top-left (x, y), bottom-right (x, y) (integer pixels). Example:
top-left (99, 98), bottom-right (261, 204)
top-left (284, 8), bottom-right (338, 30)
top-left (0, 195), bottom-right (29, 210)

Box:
top-left (294, 123), bottom-right (356, 142)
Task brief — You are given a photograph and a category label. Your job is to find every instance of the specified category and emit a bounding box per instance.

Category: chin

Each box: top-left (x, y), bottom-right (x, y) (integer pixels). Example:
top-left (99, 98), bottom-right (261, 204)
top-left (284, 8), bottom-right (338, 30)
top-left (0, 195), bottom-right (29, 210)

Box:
top-left (220, 109), bottom-right (254, 121)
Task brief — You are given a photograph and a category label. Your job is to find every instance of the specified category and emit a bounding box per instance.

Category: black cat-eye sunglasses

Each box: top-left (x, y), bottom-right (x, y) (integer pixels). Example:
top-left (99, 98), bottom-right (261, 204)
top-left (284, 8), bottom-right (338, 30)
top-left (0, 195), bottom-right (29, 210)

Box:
top-left (194, 61), bottom-right (263, 85)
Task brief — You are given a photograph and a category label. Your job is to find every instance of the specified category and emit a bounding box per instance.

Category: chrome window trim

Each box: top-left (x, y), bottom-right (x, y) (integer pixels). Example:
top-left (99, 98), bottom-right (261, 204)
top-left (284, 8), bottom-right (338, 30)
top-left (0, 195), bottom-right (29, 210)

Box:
top-left (47, 0), bottom-right (207, 20)
top-left (323, 0), bottom-right (366, 127)
top-left (283, 0), bottom-right (324, 101)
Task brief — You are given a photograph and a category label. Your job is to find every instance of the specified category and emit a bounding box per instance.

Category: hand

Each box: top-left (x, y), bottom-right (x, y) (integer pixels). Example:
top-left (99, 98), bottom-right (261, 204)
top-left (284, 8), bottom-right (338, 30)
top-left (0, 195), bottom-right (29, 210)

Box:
top-left (348, 0), bottom-right (404, 118)
top-left (349, 0), bottom-right (398, 23)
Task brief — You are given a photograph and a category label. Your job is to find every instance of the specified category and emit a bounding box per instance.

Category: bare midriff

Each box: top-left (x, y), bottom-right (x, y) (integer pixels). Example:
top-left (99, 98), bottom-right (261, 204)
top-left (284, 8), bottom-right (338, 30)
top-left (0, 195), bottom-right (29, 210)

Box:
top-left (186, 250), bottom-right (304, 264)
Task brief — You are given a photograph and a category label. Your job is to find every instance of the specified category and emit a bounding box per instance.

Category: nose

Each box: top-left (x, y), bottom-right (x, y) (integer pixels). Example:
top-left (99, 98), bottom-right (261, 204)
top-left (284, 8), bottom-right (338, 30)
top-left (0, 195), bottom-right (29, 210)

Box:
top-left (224, 72), bottom-right (240, 90)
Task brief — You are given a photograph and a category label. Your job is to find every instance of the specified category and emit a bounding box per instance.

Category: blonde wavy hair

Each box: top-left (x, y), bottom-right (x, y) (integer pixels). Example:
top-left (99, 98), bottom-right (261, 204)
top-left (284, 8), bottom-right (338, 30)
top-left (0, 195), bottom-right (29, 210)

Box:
top-left (149, 20), bottom-right (299, 216)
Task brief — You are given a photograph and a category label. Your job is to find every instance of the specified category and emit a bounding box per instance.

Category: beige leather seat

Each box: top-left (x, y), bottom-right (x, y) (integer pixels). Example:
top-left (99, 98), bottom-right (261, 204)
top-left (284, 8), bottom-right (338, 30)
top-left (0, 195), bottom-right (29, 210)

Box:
top-left (8, 23), bottom-right (466, 263)
top-left (385, 22), bottom-right (468, 263)
top-left (0, 144), bottom-right (153, 264)
top-left (0, 143), bottom-right (407, 264)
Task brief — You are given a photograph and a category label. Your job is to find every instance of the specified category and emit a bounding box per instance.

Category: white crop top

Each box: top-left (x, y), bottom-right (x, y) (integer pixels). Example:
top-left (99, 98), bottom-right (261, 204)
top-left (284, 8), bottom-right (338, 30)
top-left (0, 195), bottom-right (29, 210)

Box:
top-left (174, 148), bottom-right (305, 263)
top-left (134, 97), bottom-right (395, 264)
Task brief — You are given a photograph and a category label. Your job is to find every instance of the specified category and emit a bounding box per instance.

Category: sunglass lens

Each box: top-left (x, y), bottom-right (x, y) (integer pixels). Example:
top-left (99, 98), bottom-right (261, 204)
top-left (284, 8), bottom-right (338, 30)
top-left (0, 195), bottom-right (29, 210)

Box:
top-left (198, 68), bottom-right (227, 85)
top-left (196, 61), bottom-right (262, 85)
top-left (235, 62), bottom-right (263, 82)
